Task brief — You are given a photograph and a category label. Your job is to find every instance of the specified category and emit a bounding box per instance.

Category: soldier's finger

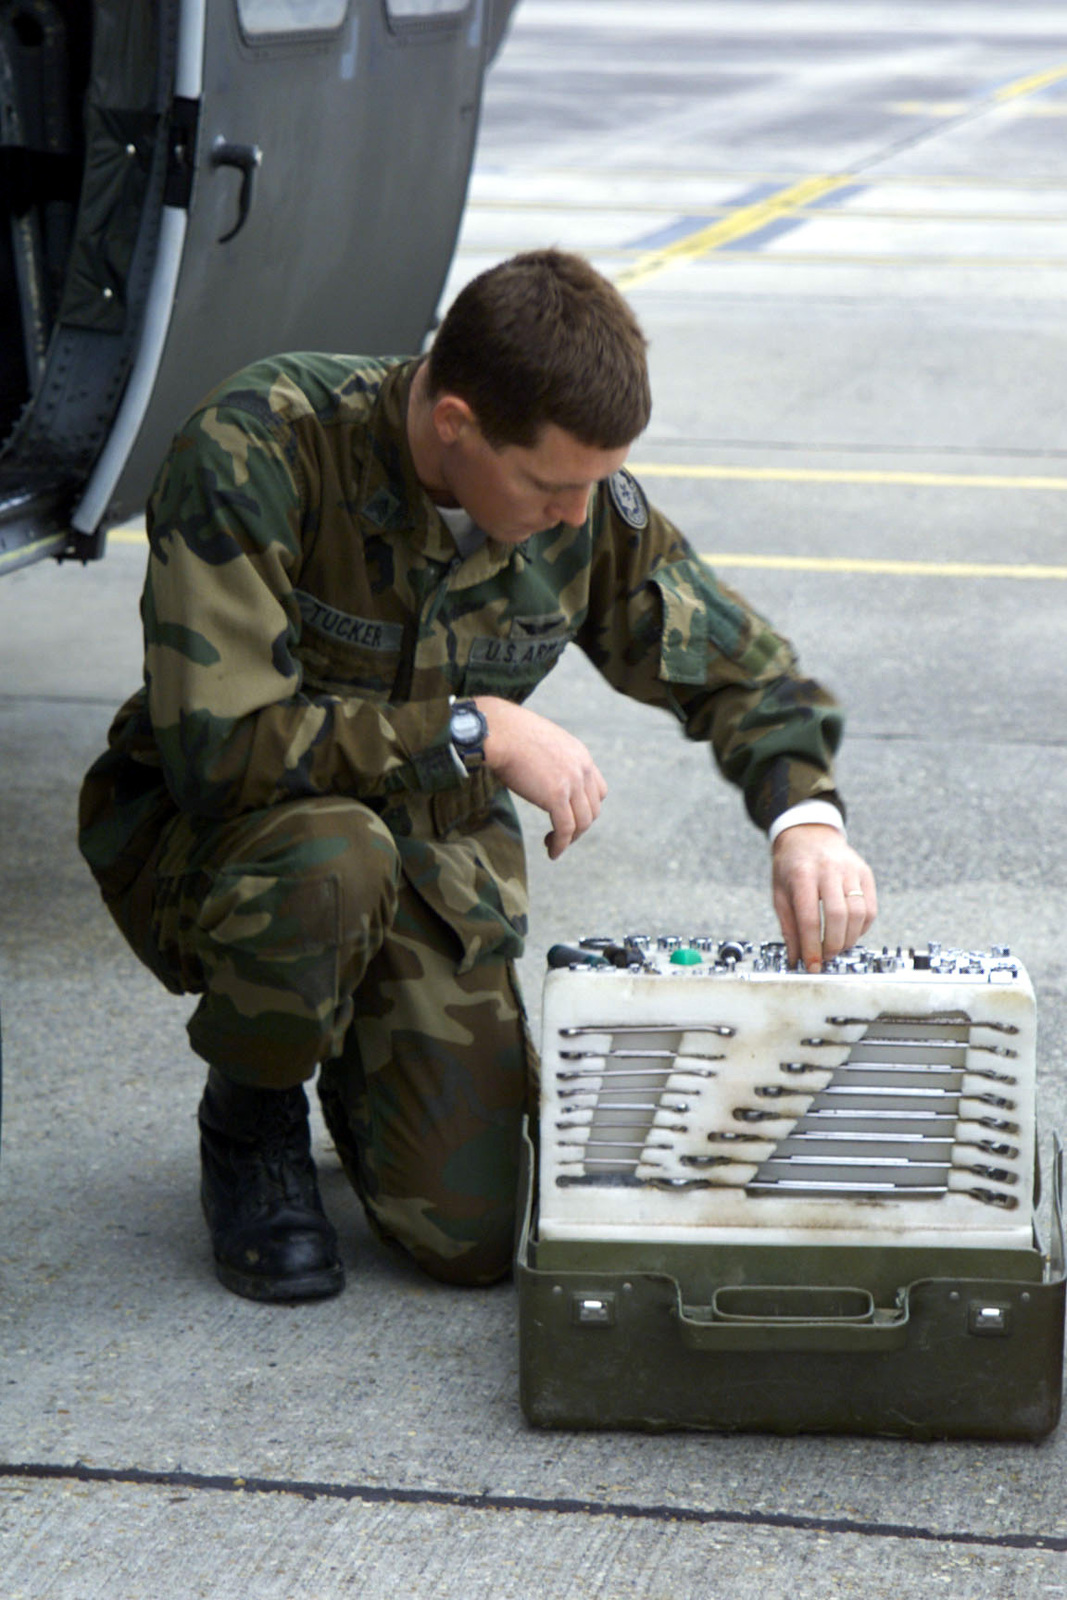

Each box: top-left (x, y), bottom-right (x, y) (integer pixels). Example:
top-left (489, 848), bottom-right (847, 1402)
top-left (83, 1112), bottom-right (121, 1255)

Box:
top-left (582, 770), bottom-right (606, 825)
top-left (773, 885), bottom-right (801, 969)
top-left (842, 865), bottom-right (878, 946)
top-left (843, 892), bottom-right (869, 949)
top-left (820, 885), bottom-right (849, 962)
top-left (791, 881), bottom-right (824, 972)
top-left (545, 795), bottom-right (579, 858)
top-left (568, 791), bottom-right (594, 842)
top-left (859, 866), bottom-right (879, 929)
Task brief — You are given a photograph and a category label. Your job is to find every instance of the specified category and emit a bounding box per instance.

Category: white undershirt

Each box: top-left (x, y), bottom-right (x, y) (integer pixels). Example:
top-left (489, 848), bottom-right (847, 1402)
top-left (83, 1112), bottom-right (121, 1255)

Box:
top-left (436, 505), bottom-right (486, 559)
top-left (768, 799), bottom-right (846, 841)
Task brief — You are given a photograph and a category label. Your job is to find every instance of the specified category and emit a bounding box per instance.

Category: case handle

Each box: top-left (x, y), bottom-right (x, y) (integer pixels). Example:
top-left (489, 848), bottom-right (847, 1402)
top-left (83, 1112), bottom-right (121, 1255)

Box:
top-left (677, 1283), bottom-right (910, 1352)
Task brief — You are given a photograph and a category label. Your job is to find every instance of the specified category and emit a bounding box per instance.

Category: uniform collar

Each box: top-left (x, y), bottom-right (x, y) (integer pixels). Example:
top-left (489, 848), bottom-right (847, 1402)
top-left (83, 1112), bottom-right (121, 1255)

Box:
top-left (355, 361), bottom-right (451, 557)
top-left (356, 360), bottom-right (523, 583)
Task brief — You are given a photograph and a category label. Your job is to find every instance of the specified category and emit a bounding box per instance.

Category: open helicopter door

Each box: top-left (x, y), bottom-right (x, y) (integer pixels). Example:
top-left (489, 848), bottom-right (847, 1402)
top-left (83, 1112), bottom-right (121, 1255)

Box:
top-left (0, 0), bottom-right (496, 574)
top-left (0, 0), bottom-right (177, 572)
top-left (1, 0), bottom-right (199, 572)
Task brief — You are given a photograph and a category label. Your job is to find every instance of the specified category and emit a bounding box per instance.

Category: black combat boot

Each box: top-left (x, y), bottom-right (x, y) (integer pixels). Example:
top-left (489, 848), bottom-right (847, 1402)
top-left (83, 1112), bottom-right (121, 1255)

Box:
top-left (198, 1067), bottom-right (345, 1302)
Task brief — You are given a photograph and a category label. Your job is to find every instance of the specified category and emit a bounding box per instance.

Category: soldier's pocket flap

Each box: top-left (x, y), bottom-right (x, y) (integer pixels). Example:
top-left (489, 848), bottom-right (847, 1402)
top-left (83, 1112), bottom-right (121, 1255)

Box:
top-left (396, 819), bottom-right (527, 977)
top-left (649, 561), bottom-right (774, 684)
top-left (648, 567), bottom-right (710, 686)
top-left (430, 766), bottom-right (501, 835)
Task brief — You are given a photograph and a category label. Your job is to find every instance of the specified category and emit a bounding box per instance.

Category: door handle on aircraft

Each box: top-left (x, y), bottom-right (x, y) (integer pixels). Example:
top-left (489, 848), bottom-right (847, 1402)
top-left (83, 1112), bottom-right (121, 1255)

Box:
top-left (210, 139), bottom-right (262, 243)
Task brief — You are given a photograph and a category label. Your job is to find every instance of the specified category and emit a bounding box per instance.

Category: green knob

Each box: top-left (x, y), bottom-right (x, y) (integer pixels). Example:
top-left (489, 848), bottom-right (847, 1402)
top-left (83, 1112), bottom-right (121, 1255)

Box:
top-left (669, 947), bottom-right (702, 966)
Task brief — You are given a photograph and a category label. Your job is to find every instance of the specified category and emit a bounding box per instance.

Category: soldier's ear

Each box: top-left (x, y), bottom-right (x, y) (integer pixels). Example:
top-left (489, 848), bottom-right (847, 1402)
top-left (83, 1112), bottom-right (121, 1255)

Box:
top-left (432, 393), bottom-right (477, 445)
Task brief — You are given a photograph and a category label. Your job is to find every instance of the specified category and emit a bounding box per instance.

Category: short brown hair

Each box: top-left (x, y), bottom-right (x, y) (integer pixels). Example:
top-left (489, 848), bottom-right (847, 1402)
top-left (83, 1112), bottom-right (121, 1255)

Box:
top-left (426, 249), bottom-right (651, 450)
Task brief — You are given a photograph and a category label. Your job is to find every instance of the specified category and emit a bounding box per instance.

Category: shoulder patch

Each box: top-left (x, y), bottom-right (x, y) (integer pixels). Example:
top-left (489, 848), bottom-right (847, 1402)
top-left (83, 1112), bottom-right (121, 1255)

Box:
top-left (607, 468), bottom-right (649, 530)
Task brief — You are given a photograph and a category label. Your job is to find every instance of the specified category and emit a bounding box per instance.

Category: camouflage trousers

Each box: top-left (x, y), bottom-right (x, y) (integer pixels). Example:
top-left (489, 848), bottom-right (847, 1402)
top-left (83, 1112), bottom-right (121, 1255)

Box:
top-left (107, 795), bottom-right (536, 1285)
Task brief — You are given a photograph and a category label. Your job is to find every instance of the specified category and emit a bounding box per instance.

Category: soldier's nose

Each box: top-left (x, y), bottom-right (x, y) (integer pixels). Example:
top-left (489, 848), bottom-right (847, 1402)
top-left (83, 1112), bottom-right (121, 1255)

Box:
top-left (553, 489), bottom-right (591, 527)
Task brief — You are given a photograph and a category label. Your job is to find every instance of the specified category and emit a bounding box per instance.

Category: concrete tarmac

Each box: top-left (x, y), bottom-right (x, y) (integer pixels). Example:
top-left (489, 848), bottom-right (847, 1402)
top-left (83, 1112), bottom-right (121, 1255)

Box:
top-left (2, 3), bottom-right (1067, 1595)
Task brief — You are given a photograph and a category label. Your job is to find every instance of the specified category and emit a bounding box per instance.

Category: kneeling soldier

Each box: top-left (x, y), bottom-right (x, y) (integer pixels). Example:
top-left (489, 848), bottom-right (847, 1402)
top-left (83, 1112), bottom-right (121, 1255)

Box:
top-left (79, 250), bottom-right (876, 1301)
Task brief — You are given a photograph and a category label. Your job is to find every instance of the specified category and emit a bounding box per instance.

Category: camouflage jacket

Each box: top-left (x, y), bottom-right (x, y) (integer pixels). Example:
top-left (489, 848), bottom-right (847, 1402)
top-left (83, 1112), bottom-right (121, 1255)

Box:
top-left (79, 354), bottom-right (844, 970)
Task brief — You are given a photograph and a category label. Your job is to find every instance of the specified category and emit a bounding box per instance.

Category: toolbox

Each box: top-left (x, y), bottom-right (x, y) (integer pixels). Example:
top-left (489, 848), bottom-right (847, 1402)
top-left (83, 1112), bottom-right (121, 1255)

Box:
top-left (517, 937), bottom-right (1065, 1438)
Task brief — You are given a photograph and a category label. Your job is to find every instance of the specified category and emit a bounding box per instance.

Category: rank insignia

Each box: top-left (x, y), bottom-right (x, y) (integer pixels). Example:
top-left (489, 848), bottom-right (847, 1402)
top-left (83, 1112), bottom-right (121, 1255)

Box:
top-left (607, 468), bottom-right (649, 530)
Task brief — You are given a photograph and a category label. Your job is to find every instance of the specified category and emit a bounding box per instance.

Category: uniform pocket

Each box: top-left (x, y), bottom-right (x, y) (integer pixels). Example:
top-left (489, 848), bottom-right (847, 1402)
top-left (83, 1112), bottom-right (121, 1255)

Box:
top-left (649, 561), bottom-right (773, 685)
top-left (393, 789), bottom-right (529, 974)
top-left (649, 566), bottom-right (711, 685)
top-left (460, 624), bottom-right (572, 698)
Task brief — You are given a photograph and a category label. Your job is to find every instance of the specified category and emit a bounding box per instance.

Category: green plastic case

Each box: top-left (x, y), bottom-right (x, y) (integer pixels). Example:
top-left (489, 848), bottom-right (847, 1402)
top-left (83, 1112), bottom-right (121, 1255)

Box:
top-left (517, 1124), bottom-right (1066, 1439)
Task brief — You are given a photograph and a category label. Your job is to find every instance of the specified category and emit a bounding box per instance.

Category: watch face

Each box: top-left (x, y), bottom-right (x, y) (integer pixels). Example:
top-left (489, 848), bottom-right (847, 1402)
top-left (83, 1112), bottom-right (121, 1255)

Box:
top-left (451, 706), bottom-right (484, 745)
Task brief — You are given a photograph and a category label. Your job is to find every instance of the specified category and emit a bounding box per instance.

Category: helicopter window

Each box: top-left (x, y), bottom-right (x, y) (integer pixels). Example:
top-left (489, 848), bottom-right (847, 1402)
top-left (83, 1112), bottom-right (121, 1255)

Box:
top-left (384, 0), bottom-right (470, 18)
top-left (235, 0), bottom-right (348, 37)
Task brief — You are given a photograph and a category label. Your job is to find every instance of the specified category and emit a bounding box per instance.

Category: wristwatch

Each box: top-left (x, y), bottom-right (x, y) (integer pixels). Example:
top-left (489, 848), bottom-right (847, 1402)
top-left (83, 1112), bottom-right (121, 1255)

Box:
top-left (449, 698), bottom-right (488, 771)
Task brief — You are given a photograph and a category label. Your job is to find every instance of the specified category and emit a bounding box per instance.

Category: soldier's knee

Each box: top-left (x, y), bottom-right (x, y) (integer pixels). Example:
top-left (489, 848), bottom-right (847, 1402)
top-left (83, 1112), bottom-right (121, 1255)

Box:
top-left (182, 799), bottom-right (399, 955)
top-left (247, 801), bottom-right (402, 956)
top-left (412, 1229), bottom-right (515, 1288)
top-left (365, 1194), bottom-right (516, 1287)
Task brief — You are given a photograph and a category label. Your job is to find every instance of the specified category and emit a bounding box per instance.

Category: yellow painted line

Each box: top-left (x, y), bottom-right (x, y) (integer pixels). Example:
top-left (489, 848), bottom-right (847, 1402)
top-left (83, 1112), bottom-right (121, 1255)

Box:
top-left (614, 174), bottom-right (855, 290)
top-left (106, 512), bottom-right (1061, 578)
top-left (472, 199), bottom-right (1067, 224)
top-left (995, 62), bottom-right (1067, 101)
top-left (817, 208), bottom-right (1067, 222)
top-left (0, 532), bottom-right (66, 572)
top-left (630, 463), bottom-right (1067, 491)
top-left (464, 248), bottom-right (1067, 269)
top-left (603, 64), bottom-right (1067, 292)
top-left (501, 166), bottom-right (1067, 189)
top-left (890, 101), bottom-right (971, 117)
top-left (700, 553), bottom-right (1067, 580)
top-left (857, 174), bottom-right (1067, 190)
top-left (468, 199), bottom-right (738, 215)
top-left (891, 100), bottom-right (1067, 117)
top-left (701, 251), bottom-right (1067, 269)
top-left (892, 64), bottom-right (1067, 114)
top-left (483, 165), bottom-right (1067, 194)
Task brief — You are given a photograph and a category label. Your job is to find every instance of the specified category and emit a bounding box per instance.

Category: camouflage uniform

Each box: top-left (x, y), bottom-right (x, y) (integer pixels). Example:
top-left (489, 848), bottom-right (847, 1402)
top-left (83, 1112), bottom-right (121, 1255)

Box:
top-left (78, 353), bottom-right (844, 1284)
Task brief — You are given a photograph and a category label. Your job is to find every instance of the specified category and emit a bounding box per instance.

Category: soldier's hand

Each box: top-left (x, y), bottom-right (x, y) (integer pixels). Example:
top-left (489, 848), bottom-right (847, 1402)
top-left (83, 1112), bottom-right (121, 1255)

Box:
top-left (771, 823), bottom-right (878, 972)
top-left (474, 696), bottom-right (607, 860)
